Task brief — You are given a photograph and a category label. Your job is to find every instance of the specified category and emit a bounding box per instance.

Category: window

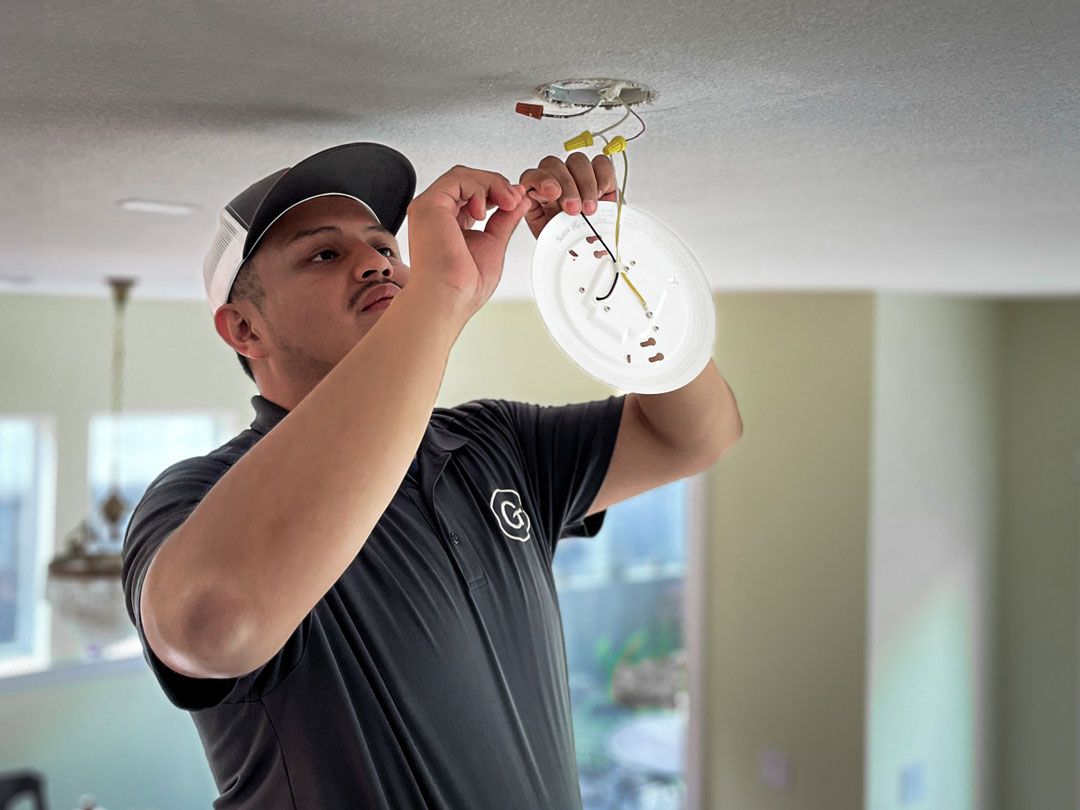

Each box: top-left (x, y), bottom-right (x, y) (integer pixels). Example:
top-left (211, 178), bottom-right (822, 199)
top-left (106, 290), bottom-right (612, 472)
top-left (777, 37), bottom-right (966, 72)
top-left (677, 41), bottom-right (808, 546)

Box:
top-left (88, 412), bottom-right (232, 544)
top-left (554, 479), bottom-right (695, 810)
top-left (0, 418), bottom-right (53, 666)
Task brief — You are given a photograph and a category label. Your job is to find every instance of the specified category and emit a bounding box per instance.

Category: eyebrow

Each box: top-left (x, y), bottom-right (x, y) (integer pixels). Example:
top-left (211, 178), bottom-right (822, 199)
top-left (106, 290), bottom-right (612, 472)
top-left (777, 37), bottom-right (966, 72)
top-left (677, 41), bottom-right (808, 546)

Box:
top-left (285, 223), bottom-right (393, 246)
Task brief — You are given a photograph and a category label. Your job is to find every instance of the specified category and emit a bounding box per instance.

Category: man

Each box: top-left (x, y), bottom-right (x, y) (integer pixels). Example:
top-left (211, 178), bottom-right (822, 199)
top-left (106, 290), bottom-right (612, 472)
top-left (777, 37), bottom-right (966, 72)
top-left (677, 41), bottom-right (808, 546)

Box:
top-left (122, 142), bottom-right (741, 809)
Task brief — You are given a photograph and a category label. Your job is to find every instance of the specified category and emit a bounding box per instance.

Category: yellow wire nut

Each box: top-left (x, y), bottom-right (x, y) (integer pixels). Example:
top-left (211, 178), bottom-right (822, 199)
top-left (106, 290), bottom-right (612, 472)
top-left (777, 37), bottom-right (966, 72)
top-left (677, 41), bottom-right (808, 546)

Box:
top-left (563, 131), bottom-right (594, 151)
top-left (602, 136), bottom-right (627, 156)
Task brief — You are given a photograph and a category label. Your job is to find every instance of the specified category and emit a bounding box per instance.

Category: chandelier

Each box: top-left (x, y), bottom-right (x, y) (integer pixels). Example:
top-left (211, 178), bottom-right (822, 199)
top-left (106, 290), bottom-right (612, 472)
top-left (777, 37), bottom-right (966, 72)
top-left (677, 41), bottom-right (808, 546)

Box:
top-left (46, 277), bottom-right (136, 658)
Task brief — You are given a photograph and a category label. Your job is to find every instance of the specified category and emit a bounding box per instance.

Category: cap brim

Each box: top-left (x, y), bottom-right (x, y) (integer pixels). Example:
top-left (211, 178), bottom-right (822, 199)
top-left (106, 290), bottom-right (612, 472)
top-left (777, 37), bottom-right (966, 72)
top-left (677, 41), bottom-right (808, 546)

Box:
top-left (241, 142), bottom-right (416, 259)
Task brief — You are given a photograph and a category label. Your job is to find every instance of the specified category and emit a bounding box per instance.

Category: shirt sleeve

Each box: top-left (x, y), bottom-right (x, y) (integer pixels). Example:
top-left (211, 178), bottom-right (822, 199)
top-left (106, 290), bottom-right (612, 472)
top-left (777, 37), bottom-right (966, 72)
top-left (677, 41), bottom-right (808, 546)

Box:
top-left (121, 454), bottom-right (309, 711)
top-left (490, 395), bottom-right (626, 552)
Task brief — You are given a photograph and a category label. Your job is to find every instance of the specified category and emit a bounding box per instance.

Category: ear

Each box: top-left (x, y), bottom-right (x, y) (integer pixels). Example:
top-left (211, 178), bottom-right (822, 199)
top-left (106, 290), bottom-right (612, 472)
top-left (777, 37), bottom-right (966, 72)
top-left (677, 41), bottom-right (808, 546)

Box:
top-left (214, 303), bottom-right (270, 362)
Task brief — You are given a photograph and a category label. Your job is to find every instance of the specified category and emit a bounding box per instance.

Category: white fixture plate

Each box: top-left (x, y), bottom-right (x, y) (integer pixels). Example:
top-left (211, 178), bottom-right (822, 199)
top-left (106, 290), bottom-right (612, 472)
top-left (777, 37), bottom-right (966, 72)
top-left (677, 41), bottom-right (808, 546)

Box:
top-left (531, 201), bottom-right (716, 394)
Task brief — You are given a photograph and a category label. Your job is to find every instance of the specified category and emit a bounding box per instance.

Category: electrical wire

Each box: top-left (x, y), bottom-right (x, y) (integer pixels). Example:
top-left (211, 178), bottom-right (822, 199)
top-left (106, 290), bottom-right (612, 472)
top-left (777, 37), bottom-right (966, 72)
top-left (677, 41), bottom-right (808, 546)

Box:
top-left (593, 132), bottom-right (629, 302)
top-left (593, 105), bottom-right (633, 137)
top-left (593, 141), bottom-right (647, 310)
top-left (541, 99), bottom-right (603, 118)
top-left (614, 149), bottom-right (628, 262)
top-left (580, 212), bottom-right (615, 262)
top-left (524, 95), bottom-right (648, 307)
top-left (621, 99), bottom-right (647, 141)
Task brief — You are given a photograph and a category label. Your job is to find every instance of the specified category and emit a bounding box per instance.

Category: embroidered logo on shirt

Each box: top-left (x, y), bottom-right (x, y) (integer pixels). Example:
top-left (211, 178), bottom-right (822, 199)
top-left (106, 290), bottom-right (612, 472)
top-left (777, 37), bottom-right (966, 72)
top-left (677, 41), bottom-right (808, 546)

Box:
top-left (489, 489), bottom-right (531, 542)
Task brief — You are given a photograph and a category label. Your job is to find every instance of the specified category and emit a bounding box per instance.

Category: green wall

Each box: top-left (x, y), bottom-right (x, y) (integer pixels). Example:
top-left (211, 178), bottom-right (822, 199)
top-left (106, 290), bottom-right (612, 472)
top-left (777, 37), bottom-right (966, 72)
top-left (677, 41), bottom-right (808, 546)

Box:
top-left (997, 299), bottom-right (1080, 810)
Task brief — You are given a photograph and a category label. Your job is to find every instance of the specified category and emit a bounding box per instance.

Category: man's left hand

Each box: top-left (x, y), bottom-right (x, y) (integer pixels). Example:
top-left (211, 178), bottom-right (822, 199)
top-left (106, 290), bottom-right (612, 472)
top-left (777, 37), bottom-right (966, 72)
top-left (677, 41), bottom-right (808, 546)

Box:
top-left (519, 153), bottom-right (618, 240)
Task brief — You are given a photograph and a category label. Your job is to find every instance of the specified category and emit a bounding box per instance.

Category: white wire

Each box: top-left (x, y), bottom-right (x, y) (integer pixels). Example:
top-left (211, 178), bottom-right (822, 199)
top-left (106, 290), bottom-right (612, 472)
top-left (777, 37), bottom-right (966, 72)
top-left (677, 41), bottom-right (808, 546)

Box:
top-left (593, 106), bottom-right (632, 137)
top-left (545, 97), bottom-right (603, 119)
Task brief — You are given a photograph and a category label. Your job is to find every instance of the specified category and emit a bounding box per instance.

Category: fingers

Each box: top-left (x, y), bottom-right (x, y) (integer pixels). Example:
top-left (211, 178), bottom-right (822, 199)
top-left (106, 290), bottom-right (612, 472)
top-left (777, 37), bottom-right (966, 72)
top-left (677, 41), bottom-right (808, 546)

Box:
top-left (466, 193), bottom-right (487, 222)
top-left (593, 154), bottom-right (617, 202)
top-left (417, 165), bottom-right (525, 220)
top-left (566, 152), bottom-right (600, 214)
top-left (536, 155), bottom-right (582, 215)
top-left (523, 154), bottom-right (617, 217)
top-left (519, 168), bottom-right (562, 202)
top-left (483, 195), bottom-right (531, 250)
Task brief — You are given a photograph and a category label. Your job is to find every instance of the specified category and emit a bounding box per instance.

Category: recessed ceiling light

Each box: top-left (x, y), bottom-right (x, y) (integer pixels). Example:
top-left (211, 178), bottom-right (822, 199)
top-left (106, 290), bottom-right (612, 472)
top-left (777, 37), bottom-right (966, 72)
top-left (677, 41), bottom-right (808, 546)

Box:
top-left (118, 199), bottom-right (199, 216)
top-left (535, 78), bottom-right (656, 111)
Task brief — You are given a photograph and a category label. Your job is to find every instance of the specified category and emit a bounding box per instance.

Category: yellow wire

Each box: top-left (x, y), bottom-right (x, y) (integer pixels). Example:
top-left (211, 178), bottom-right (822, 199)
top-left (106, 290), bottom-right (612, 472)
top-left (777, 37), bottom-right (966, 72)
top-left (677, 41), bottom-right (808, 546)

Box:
top-left (591, 131), bottom-right (648, 312)
top-left (614, 149), bottom-right (628, 263)
top-left (621, 272), bottom-right (648, 308)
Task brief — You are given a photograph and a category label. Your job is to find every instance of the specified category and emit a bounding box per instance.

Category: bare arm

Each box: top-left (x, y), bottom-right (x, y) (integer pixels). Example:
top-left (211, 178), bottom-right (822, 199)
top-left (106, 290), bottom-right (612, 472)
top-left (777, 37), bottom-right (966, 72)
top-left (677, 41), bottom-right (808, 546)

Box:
top-left (586, 360), bottom-right (742, 515)
top-left (141, 168), bottom-right (531, 680)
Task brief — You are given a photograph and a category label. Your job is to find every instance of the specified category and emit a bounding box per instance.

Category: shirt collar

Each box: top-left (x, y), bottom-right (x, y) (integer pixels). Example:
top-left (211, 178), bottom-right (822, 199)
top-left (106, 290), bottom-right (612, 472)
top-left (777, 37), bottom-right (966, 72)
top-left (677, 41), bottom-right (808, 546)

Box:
top-left (250, 395), bottom-right (289, 435)
top-left (249, 395), bottom-right (470, 453)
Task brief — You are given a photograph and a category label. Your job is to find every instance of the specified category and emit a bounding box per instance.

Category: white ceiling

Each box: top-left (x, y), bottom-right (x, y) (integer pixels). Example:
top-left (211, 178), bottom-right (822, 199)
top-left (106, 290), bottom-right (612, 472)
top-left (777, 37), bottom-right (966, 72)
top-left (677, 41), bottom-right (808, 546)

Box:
top-left (1, 0), bottom-right (1078, 301)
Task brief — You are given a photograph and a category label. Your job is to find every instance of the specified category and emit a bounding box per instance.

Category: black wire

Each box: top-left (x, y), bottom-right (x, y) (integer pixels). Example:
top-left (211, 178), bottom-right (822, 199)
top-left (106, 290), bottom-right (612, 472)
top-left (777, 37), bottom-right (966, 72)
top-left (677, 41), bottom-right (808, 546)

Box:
top-left (595, 270), bottom-right (619, 302)
top-left (581, 213), bottom-right (620, 301)
top-left (581, 213), bottom-right (615, 261)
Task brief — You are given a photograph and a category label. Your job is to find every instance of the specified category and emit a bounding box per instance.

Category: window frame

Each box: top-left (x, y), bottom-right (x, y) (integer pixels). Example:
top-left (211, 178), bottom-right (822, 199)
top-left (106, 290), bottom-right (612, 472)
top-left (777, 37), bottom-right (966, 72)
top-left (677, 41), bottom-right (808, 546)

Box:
top-left (553, 471), bottom-right (708, 810)
top-left (85, 408), bottom-right (235, 546)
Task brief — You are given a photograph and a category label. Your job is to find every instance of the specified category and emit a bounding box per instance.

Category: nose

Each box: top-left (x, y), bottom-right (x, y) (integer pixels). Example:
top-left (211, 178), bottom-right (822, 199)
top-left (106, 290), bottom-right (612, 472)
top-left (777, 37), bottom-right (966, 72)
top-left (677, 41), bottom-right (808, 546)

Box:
top-left (354, 244), bottom-right (394, 283)
top-left (360, 267), bottom-right (392, 281)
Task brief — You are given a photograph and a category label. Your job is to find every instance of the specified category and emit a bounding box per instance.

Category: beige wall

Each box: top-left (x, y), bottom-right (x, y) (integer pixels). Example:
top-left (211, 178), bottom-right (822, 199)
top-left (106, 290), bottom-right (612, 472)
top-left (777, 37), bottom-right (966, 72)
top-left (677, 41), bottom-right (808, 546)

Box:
top-left (997, 299), bottom-right (1080, 810)
top-left (866, 296), bottom-right (1001, 810)
top-left (440, 298), bottom-right (615, 406)
top-left (705, 293), bottom-right (873, 809)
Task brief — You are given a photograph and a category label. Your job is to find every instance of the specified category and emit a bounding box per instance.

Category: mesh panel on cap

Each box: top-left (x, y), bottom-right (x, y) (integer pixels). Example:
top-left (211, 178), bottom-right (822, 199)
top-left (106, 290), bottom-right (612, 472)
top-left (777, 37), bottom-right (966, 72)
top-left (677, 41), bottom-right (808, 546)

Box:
top-left (203, 209), bottom-right (247, 313)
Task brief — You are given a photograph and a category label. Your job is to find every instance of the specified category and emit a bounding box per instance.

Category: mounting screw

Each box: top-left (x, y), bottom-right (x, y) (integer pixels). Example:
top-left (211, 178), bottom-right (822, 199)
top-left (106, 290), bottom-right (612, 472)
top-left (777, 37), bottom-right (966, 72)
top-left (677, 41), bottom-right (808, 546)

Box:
top-left (645, 310), bottom-right (653, 318)
top-left (653, 325), bottom-right (660, 332)
top-left (604, 305), bottom-right (611, 312)
top-left (578, 287), bottom-right (585, 293)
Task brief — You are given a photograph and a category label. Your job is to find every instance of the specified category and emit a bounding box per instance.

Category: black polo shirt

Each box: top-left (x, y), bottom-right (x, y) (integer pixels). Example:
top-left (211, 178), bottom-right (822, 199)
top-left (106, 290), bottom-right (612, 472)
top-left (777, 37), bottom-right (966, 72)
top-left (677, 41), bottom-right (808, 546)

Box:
top-left (122, 393), bottom-right (625, 810)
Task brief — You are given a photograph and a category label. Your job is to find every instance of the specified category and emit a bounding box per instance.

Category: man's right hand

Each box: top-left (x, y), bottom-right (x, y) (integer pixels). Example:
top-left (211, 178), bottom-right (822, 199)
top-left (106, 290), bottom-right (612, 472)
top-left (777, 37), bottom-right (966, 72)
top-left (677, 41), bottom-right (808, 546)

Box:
top-left (405, 166), bottom-right (530, 320)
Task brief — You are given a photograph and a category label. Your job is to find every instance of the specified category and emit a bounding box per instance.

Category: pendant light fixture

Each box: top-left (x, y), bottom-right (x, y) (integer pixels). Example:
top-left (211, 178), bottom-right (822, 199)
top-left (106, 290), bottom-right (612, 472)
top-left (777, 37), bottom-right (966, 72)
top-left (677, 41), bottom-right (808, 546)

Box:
top-left (46, 277), bottom-right (136, 658)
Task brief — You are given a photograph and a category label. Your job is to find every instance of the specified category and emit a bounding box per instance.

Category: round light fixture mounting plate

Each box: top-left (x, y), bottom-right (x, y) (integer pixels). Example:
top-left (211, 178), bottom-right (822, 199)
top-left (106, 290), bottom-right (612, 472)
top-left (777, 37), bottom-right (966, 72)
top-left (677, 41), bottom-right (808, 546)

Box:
top-left (531, 201), bottom-right (716, 394)
top-left (535, 78), bottom-right (656, 111)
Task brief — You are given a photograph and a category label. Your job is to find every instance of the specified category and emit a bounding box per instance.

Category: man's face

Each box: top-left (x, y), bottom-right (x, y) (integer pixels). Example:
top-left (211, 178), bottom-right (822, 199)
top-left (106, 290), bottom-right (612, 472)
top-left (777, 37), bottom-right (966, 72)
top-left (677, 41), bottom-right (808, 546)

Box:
top-left (246, 195), bottom-right (410, 386)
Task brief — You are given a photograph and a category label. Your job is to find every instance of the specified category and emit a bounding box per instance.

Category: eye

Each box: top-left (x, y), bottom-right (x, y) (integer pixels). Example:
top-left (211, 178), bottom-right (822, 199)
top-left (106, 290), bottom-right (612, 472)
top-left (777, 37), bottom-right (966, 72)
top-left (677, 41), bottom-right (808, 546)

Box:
top-left (376, 246), bottom-right (396, 258)
top-left (311, 249), bottom-right (339, 263)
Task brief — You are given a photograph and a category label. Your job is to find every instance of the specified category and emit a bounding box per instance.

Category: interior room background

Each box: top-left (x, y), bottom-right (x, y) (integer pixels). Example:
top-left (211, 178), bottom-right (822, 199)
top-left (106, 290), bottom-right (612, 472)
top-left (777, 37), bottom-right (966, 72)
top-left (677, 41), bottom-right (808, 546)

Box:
top-left (2, 290), bottom-right (1078, 810)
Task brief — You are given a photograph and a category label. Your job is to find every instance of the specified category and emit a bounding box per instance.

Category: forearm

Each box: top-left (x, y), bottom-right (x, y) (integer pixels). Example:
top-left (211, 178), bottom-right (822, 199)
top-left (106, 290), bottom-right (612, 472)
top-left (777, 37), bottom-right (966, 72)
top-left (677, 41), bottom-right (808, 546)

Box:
top-left (144, 281), bottom-right (468, 678)
top-left (630, 359), bottom-right (742, 465)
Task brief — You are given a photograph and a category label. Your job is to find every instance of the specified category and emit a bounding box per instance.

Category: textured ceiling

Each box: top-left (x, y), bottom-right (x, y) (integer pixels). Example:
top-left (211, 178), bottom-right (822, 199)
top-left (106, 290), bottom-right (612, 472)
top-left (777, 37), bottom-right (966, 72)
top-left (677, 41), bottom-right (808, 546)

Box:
top-left (1, 0), bottom-right (1078, 301)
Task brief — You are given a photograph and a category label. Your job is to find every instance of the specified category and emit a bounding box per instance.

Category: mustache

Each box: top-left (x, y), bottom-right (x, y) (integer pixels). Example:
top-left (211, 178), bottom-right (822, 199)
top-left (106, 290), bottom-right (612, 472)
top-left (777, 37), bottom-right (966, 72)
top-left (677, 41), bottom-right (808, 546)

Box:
top-left (349, 280), bottom-right (400, 311)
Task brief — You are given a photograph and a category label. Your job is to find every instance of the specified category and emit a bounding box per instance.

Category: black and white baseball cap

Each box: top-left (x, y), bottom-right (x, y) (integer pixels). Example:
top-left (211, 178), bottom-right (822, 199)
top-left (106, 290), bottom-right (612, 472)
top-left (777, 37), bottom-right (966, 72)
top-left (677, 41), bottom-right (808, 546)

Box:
top-left (203, 142), bottom-right (416, 313)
